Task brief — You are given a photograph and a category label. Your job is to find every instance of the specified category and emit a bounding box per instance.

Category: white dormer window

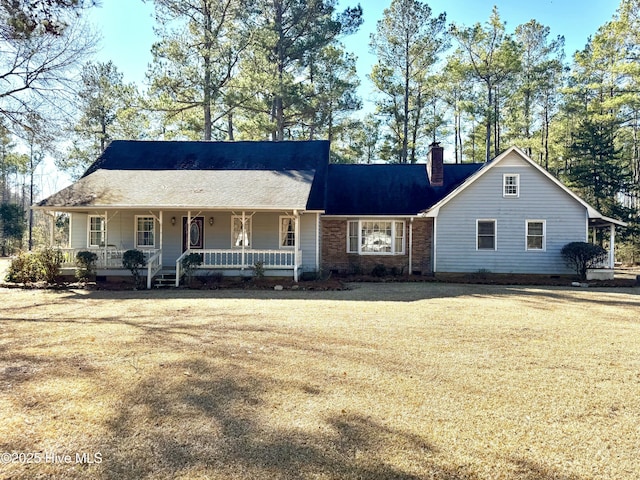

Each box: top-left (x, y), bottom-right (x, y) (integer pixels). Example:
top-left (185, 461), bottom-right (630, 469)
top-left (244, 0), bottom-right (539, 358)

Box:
top-left (503, 174), bottom-right (519, 197)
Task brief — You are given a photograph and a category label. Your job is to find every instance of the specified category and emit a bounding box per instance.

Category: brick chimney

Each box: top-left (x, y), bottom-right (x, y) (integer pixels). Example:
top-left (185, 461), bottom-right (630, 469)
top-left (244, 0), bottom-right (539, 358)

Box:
top-left (427, 142), bottom-right (444, 187)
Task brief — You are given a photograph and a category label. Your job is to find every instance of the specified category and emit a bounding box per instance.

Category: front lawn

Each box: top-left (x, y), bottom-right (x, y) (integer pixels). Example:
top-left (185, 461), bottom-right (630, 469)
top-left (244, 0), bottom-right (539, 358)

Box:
top-left (0, 283), bottom-right (638, 479)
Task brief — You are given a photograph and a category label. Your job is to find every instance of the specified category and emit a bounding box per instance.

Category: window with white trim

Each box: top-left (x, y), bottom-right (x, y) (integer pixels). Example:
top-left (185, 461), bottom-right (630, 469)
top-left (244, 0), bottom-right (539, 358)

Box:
top-left (526, 220), bottom-right (545, 251)
top-left (503, 174), bottom-right (519, 197)
top-left (88, 215), bottom-right (105, 247)
top-left (136, 216), bottom-right (155, 248)
top-left (231, 215), bottom-right (252, 247)
top-left (279, 216), bottom-right (295, 248)
top-left (346, 220), bottom-right (405, 255)
top-left (477, 220), bottom-right (496, 250)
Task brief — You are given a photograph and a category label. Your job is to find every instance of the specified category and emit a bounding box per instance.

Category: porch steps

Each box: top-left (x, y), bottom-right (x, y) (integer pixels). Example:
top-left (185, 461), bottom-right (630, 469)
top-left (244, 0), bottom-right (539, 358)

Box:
top-left (153, 272), bottom-right (177, 288)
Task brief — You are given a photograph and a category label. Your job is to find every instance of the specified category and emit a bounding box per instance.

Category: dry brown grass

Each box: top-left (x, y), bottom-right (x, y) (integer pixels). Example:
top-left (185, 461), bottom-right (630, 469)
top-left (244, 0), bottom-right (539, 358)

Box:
top-left (0, 283), bottom-right (639, 479)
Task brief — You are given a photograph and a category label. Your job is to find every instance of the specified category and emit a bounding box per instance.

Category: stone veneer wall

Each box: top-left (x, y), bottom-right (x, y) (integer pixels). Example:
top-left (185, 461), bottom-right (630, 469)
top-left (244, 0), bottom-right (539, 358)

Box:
top-left (320, 218), bottom-right (433, 275)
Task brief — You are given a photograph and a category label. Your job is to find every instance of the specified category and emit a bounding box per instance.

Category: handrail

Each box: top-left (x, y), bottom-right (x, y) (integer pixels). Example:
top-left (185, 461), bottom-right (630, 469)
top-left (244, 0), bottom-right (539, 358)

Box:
top-left (175, 249), bottom-right (190, 287)
top-left (146, 250), bottom-right (163, 289)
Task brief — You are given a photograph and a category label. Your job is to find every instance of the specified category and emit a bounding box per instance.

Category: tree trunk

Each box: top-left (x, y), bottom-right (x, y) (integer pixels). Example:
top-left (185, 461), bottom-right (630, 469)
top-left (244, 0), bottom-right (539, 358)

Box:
top-left (227, 112), bottom-right (234, 140)
top-left (409, 89), bottom-right (423, 164)
top-left (543, 104), bottom-right (550, 170)
top-left (100, 119), bottom-right (107, 152)
top-left (202, 2), bottom-right (213, 141)
top-left (402, 30), bottom-right (410, 163)
top-left (274, 0), bottom-right (285, 141)
top-left (494, 85), bottom-right (500, 156)
top-left (485, 82), bottom-right (492, 162)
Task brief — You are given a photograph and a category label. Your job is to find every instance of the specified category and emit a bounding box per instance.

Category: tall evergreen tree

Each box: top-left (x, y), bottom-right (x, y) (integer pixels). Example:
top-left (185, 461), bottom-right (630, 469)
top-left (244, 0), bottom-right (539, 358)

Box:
top-left (508, 20), bottom-right (565, 167)
top-left (451, 7), bottom-right (521, 162)
top-left (304, 44), bottom-right (361, 144)
top-left (147, 0), bottom-right (251, 140)
top-left (241, 0), bottom-right (362, 141)
top-left (60, 61), bottom-right (144, 177)
top-left (369, 0), bottom-right (447, 163)
top-left (566, 116), bottom-right (628, 216)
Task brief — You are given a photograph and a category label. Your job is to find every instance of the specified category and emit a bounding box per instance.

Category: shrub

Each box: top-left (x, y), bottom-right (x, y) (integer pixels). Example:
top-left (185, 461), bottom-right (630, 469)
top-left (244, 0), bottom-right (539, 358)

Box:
top-left (38, 248), bottom-right (63, 284)
top-left (6, 248), bottom-right (63, 284)
top-left (348, 262), bottom-right (363, 275)
top-left (123, 249), bottom-right (146, 289)
top-left (561, 242), bottom-right (607, 280)
top-left (6, 252), bottom-right (39, 283)
top-left (75, 250), bottom-right (98, 282)
top-left (371, 263), bottom-right (388, 277)
top-left (253, 261), bottom-right (265, 279)
top-left (181, 252), bottom-right (203, 286)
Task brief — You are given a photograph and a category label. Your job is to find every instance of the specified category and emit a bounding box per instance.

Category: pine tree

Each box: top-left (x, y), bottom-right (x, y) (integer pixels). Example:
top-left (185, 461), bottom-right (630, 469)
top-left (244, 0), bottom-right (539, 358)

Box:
top-left (369, 0), bottom-right (447, 163)
top-left (451, 7), bottom-right (521, 162)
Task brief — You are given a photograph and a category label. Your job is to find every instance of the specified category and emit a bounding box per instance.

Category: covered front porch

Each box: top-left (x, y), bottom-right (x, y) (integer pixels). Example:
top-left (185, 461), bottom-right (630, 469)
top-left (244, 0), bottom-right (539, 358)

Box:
top-left (52, 208), bottom-right (319, 287)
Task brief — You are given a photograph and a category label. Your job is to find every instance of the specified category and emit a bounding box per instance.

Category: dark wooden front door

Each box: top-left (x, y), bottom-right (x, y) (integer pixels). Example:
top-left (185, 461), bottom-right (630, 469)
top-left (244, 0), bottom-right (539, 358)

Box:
top-left (182, 216), bottom-right (204, 252)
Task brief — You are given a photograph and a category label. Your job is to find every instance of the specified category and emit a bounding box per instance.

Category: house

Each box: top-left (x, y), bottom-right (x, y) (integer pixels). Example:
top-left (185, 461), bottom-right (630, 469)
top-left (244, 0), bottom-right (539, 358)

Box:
top-left (35, 140), bottom-right (625, 285)
top-left (322, 144), bottom-right (625, 279)
top-left (36, 140), bottom-right (328, 287)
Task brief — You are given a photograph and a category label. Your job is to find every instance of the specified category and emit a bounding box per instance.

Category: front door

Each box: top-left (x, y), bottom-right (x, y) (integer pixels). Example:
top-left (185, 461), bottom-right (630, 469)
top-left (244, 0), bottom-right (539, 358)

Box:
top-left (182, 216), bottom-right (204, 252)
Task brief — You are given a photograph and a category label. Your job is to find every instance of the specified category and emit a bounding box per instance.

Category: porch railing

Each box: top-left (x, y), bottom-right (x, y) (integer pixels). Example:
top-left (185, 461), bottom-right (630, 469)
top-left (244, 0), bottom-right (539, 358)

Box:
top-left (175, 248), bottom-right (301, 286)
top-left (146, 250), bottom-right (163, 289)
top-left (60, 248), bottom-right (161, 269)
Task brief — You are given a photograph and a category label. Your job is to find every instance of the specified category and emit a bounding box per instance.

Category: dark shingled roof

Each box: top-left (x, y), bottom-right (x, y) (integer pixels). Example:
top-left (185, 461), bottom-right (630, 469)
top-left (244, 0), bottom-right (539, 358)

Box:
top-left (38, 140), bottom-right (485, 214)
top-left (83, 140), bottom-right (329, 175)
top-left (324, 162), bottom-right (484, 215)
top-left (39, 140), bottom-right (329, 211)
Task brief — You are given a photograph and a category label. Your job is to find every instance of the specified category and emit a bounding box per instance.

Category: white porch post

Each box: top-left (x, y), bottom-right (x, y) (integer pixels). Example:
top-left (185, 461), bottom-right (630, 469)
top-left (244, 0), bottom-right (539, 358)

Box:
top-left (49, 211), bottom-right (55, 246)
top-left (103, 210), bottom-right (108, 263)
top-left (609, 224), bottom-right (615, 269)
top-left (241, 211), bottom-right (246, 271)
top-left (187, 210), bottom-right (191, 253)
top-left (294, 210), bottom-right (300, 282)
top-left (159, 211), bottom-right (163, 266)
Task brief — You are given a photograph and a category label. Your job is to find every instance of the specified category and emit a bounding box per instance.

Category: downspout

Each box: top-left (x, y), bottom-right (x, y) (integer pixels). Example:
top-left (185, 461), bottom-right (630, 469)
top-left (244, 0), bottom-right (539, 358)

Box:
top-left (315, 213), bottom-right (320, 272)
top-left (432, 217), bottom-right (437, 274)
top-left (408, 218), bottom-right (413, 275)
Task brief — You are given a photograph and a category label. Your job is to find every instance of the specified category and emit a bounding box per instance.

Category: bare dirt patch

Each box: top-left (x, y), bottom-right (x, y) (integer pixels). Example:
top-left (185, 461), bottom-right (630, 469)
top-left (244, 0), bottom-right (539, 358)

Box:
top-left (0, 283), bottom-right (639, 479)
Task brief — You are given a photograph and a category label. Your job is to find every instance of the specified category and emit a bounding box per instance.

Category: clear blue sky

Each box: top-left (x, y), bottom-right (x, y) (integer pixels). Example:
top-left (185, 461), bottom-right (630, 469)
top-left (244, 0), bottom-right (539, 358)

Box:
top-left (87, 0), bottom-right (620, 93)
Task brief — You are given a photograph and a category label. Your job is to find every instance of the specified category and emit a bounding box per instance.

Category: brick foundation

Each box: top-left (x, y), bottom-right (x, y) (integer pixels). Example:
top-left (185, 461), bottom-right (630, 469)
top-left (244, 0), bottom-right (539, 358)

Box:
top-left (321, 218), bottom-right (433, 275)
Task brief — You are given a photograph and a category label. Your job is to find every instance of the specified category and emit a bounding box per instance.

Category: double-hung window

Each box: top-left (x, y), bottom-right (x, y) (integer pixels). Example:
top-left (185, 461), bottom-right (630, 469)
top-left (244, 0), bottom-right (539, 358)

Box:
top-left (526, 220), bottom-right (545, 251)
top-left (477, 220), bottom-right (496, 250)
top-left (347, 220), bottom-right (405, 255)
top-left (232, 215), bottom-right (252, 248)
top-left (279, 216), bottom-right (295, 248)
top-left (136, 216), bottom-right (155, 248)
top-left (503, 174), bottom-right (519, 197)
top-left (88, 216), bottom-right (105, 247)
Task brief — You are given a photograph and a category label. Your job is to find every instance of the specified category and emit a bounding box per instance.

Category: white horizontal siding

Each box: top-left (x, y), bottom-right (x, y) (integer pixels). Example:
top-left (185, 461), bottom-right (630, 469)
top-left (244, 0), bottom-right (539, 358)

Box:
top-left (70, 213), bottom-right (87, 249)
top-left (300, 213), bottom-right (319, 272)
top-left (68, 210), bottom-right (317, 269)
top-left (436, 152), bottom-right (587, 274)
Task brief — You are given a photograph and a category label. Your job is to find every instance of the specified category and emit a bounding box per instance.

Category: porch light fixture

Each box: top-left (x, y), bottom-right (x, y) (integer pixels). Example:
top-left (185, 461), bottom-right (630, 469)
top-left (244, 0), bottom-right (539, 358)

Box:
top-left (171, 216), bottom-right (176, 226)
top-left (209, 217), bottom-right (214, 225)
